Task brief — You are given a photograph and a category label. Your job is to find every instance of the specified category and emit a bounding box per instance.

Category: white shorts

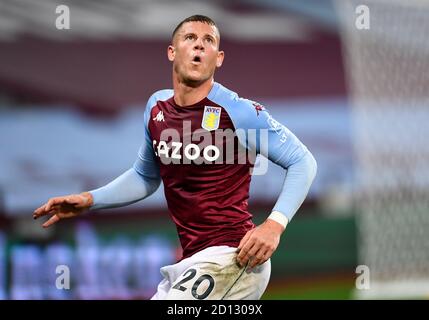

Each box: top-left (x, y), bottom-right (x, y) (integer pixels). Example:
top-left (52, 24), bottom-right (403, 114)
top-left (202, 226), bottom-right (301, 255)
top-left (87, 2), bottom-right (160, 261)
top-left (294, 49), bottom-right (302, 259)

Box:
top-left (151, 246), bottom-right (271, 300)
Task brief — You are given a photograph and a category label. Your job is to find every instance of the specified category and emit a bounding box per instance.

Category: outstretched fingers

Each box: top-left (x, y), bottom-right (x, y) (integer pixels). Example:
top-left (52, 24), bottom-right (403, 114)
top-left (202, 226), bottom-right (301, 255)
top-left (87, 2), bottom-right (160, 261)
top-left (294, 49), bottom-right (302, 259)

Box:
top-left (42, 214), bottom-right (61, 228)
top-left (33, 197), bottom-right (68, 219)
top-left (33, 203), bottom-right (48, 219)
top-left (45, 197), bottom-right (66, 212)
top-left (33, 203), bottom-right (60, 219)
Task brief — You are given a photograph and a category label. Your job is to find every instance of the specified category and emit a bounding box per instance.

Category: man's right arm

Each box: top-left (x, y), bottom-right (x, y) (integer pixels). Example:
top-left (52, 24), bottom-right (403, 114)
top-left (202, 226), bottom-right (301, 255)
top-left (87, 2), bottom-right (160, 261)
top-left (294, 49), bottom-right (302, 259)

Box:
top-left (33, 93), bottom-right (164, 227)
top-left (89, 95), bottom-right (162, 210)
top-left (89, 152), bottom-right (161, 210)
top-left (33, 139), bottom-right (161, 227)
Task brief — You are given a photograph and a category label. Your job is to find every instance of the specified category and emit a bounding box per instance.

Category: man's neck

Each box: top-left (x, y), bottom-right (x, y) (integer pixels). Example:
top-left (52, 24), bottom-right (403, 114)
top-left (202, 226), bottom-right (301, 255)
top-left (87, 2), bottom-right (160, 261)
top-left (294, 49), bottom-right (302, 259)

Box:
top-left (173, 77), bottom-right (214, 107)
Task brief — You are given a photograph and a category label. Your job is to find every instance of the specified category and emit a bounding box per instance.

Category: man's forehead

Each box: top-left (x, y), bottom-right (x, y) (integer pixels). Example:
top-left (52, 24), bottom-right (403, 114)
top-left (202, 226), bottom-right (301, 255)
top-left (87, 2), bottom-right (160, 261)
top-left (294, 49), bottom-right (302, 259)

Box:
top-left (176, 21), bottom-right (219, 38)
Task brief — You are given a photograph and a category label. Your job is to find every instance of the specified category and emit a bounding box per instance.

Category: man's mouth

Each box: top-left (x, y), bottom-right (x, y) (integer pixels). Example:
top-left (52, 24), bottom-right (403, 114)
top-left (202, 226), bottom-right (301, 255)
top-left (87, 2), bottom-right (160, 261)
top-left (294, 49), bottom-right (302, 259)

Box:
top-left (191, 56), bottom-right (202, 65)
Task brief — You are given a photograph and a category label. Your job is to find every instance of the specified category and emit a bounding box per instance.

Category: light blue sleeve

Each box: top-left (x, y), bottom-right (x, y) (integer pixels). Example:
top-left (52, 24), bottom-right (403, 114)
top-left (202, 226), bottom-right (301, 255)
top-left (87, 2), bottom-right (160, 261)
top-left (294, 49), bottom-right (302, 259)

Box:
top-left (209, 83), bottom-right (317, 222)
top-left (89, 90), bottom-right (173, 210)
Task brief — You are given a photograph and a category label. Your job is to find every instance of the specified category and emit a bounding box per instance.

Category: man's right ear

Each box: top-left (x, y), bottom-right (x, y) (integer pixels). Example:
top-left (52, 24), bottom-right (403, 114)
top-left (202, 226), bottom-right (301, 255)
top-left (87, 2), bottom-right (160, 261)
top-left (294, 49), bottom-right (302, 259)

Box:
top-left (167, 45), bottom-right (175, 62)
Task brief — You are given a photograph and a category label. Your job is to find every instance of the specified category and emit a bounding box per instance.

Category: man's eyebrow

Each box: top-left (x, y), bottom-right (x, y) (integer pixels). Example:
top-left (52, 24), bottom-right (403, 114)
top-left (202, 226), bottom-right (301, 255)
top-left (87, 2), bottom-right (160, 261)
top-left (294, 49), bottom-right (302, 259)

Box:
top-left (183, 32), bottom-right (196, 37)
top-left (204, 34), bottom-right (216, 40)
top-left (182, 32), bottom-right (217, 39)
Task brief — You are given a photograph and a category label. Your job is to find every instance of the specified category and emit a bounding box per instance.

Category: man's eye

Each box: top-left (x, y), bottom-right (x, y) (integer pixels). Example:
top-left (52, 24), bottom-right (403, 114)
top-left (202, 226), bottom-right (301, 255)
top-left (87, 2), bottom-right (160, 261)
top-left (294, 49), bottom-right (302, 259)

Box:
top-left (206, 38), bottom-right (213, 43)
top-left (185, 35), bottom-right (194, 40)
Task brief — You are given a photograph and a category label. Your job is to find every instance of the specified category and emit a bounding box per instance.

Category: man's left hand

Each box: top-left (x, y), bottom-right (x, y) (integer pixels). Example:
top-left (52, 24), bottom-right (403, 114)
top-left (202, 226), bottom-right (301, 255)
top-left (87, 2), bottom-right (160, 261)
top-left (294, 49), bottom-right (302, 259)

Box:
top-left (236, 219), bottom-right (285, 269)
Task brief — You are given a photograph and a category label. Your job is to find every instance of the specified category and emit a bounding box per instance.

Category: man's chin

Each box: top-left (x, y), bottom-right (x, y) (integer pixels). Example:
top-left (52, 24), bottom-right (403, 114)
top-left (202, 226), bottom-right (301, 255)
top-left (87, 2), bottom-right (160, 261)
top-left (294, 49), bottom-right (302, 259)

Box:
top-left (182, 75), bottom-right (209, 88)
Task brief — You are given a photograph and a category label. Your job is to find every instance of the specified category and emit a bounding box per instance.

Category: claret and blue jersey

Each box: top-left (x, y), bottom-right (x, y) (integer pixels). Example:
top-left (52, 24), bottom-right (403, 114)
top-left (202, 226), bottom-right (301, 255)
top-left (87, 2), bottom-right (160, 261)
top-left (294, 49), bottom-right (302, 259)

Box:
top-left (91, 82), bottom-right (317, 260)
top-left (136, 82), bottom-right (316, 259)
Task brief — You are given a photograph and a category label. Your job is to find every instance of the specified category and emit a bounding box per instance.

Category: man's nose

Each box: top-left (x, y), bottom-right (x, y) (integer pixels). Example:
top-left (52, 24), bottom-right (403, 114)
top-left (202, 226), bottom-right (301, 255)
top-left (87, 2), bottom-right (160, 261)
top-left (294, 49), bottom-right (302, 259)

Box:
top-left (194, 39), bottom-right (204, 50)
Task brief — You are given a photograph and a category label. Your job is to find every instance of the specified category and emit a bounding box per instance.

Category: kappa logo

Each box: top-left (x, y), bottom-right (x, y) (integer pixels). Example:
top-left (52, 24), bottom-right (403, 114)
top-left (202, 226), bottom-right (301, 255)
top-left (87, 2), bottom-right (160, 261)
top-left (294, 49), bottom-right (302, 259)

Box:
top-left (252, 102), bottom-right (265, 116)
top-left (202, 106), bottom-right (221, 131)
top-left (153, 110), bottom-right (165, 122)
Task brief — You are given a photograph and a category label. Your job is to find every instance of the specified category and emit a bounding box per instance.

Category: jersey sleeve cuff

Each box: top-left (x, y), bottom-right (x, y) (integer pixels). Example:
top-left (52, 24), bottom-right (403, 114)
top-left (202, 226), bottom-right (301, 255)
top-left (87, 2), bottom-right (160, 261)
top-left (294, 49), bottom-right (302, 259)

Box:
top-left (268, 211), bottom-right (289, 229)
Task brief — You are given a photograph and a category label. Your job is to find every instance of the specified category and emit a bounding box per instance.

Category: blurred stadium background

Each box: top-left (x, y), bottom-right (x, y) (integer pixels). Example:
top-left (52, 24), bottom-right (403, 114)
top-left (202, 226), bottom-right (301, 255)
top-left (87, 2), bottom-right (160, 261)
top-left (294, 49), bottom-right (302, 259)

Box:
top-left (0, 0), bottom-right (427, 299)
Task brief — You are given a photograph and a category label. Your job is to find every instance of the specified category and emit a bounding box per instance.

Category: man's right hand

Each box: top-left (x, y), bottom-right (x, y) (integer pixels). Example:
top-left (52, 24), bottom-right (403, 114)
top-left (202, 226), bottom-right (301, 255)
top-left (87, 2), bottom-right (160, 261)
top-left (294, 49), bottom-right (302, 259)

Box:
top-left (33, 192), bottom-right (93, 228)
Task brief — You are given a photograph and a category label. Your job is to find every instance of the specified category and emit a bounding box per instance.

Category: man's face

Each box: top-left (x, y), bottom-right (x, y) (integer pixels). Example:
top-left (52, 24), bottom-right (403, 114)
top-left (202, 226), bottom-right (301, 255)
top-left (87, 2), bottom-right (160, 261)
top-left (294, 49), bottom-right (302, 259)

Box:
top-left (168, 21), bottom-right (224, 85)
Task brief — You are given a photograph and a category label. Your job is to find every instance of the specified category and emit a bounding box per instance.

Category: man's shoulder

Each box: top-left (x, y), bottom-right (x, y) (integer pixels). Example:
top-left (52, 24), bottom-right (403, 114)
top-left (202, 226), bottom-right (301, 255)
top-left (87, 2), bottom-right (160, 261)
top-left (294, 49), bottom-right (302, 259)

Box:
top-left (212, 82), bottom-right (262, 120)
top-left (211, 82), bottom-right (255, 109)
top-left (146, 89), bottom-right (174, 109)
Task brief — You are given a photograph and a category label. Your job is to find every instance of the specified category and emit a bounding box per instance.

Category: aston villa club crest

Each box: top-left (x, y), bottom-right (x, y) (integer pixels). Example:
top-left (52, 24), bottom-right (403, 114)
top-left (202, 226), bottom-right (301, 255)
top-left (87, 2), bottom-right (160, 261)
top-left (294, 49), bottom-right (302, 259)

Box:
top-left (202, 106), bottom-right (221, 131)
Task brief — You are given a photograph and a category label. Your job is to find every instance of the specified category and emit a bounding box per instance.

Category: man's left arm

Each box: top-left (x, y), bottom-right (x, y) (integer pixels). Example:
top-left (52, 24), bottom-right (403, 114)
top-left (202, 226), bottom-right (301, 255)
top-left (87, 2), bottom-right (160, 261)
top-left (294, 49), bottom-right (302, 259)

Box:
top-left (233, 100), bottom-right (317, 268)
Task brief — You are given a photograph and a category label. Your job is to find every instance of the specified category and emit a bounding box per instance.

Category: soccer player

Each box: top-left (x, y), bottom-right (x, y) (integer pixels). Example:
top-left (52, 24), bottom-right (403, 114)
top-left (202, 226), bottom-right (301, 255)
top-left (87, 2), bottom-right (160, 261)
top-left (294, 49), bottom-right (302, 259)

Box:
top-left (33, 15), bottom-right (317, 300)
